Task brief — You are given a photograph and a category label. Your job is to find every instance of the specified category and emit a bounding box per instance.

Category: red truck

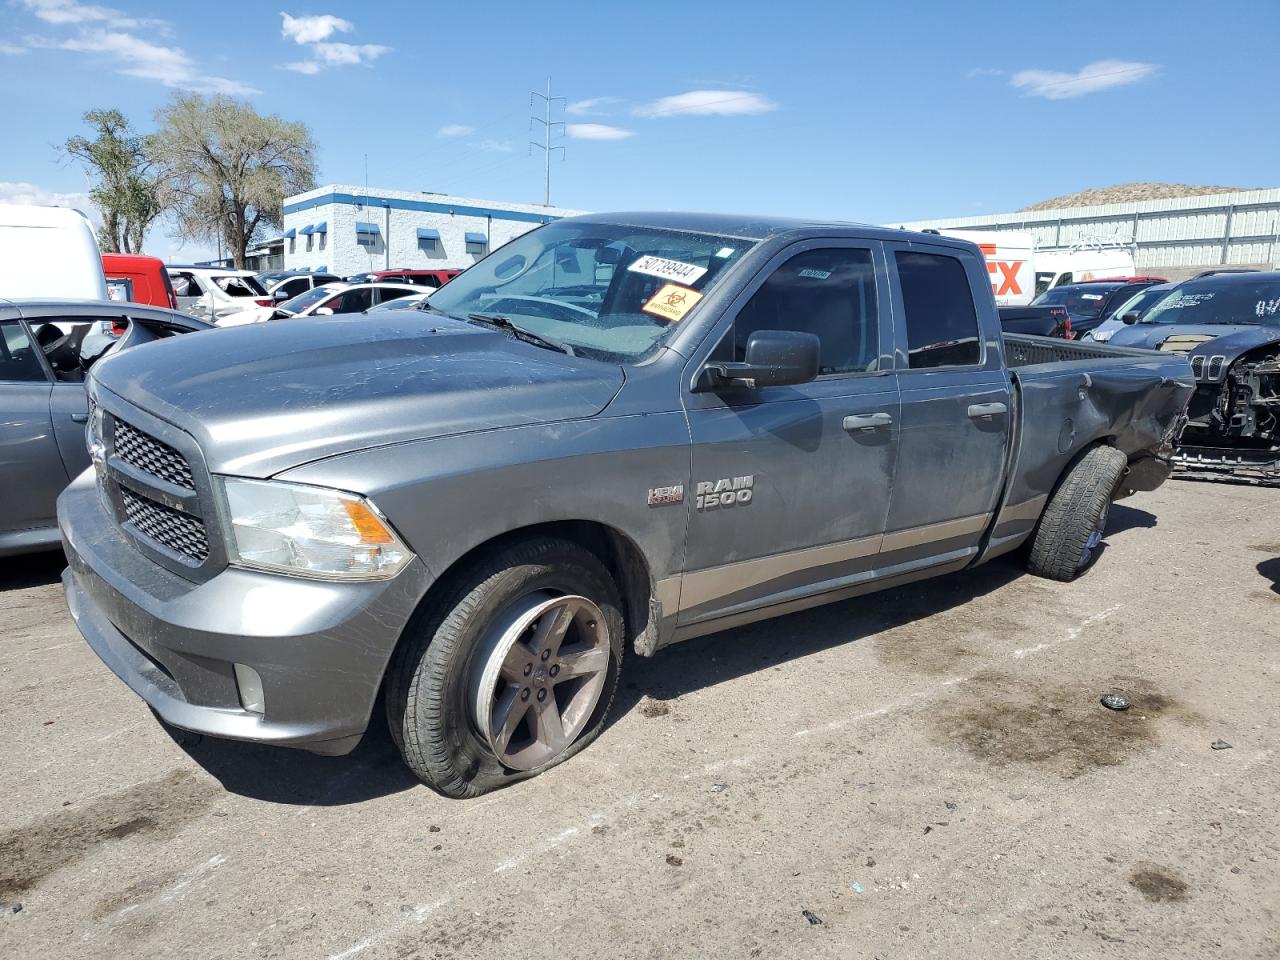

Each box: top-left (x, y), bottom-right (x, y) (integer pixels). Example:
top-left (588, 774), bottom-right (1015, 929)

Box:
top-left (102, 253), bottom-right (178, 309)
top-left (347, 268), bottom-right (461, 288)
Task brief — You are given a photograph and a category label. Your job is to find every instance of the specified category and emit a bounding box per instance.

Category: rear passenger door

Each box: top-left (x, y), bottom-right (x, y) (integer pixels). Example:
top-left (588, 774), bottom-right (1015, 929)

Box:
top-left (0, 317), bottom-right (67, 534)
top-left (881, 242), bottom-right (1011, 563)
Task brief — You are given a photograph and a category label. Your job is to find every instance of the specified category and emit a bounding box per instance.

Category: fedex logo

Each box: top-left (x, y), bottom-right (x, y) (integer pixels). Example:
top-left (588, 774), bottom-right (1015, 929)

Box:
top-left (978, 243), bottom-right (1023, 297)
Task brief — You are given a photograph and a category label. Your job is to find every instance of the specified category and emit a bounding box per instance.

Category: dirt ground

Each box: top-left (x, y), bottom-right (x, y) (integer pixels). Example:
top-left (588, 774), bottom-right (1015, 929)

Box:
top-left (1, 480), bottom-right (1277, 959)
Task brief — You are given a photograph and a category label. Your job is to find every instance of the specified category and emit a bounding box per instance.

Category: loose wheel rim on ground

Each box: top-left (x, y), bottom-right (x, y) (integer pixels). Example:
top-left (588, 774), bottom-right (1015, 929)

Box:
top-left (468, 592), bottom-right (611, 771)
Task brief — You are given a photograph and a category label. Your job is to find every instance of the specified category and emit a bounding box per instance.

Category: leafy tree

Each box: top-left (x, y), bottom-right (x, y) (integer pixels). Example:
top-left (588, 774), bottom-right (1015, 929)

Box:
top-left (63, 109), bottom-right (165, 254)
top-left (149, 95), bottom-right (317, 267)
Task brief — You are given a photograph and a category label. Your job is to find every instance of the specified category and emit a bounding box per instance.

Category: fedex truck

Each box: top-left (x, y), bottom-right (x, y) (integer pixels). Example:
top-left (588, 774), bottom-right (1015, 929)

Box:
top-left (940, 229), bottom-right (1136, 306)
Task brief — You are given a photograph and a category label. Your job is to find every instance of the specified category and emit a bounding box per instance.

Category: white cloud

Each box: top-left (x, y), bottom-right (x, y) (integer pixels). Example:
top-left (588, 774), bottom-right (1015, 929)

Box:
top-left (478, 140), bottom-right (513, 153)
top-left (18, 0), bottom-right (153, 29)
top-left (0, 42), bottom-right (28, 54)
top-left (437, 124), bottom-right (475, 138)
top-left (279, 12), bottom-right (352, 44)
top-left (1010, 59), bottom-right (1158, 100)
top-left (0, 181), bottom-right (101, 230)
top-left (633, 89), bottom-right (778, 118)
top-left (567, 123), bottom-right (634, 141)
top-left (566, 96), bottom-right (619, 116)
top-left (310, 41), bottom-right (387, 66)
top-left (35, 30), bottom-right (259, 95)
top-left (278, 13), bottom-right (389, 74)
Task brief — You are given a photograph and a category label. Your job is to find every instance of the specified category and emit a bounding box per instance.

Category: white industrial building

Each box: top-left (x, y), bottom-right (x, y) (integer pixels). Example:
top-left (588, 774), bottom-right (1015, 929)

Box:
top-left (273, 185), bottom-right (584, 277)
top-left (897, 187), bottom-right (1280, 279)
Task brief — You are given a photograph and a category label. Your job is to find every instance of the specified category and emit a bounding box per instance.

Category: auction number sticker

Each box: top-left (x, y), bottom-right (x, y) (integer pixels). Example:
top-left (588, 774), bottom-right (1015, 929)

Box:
top-left (643, 283), bottom-right (703, 323)
top-left (628, 255), bottom-right (708, 285)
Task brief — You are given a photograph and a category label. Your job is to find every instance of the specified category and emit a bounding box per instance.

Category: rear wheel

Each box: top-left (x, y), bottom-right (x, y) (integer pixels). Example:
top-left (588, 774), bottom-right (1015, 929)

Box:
top-left (386, 538), bottom-right (623, 797)
top-left (1026, 444), bottom-right (1128, 581)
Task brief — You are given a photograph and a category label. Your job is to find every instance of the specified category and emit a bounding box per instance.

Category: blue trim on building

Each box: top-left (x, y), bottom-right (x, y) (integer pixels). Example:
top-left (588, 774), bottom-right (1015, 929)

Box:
top-left (416, 227), bottom-right (440, 240)
top-left (283, 228), bottom-right (296, 238)
top-left (284, 190), bottom-right (562, 226)
top-left (464, 232), bottom-right (487, 244)
top-left (314, 221), bottom-right (327, 234)
top-left (355, 221), bottom-right (380, 235)
top-left (298, 224), bottom-right (314, 235)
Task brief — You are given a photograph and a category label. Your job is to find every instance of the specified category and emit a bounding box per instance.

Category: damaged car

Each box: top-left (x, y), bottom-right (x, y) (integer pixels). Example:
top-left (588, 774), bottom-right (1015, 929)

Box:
top-left (1109, 271), bottom-right (1280, 483)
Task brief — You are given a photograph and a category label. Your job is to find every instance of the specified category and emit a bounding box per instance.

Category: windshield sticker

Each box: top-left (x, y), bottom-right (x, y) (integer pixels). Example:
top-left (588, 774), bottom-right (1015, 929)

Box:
top-left (715, 247), bottom-right (737, 259)
top-left (798, 268), bottom-right (833, 280)
top-left (1256, 298), bottom-right (1280, 317)
top-left (628, 255), bottom-right (708, 285)
top-left (1081, 293), bottom-right (1103, 300)
top-left (642, 283), bottom-right (703, 323)
top-left (1162, 292), bottom-right (1217, 310)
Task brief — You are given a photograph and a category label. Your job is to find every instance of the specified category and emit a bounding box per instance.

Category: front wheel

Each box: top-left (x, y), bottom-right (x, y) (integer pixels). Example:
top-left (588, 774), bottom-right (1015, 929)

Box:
top-left (1026, 444), bottom-right (1128, 582)
top-left (385, 539), bottom-right (623, 797)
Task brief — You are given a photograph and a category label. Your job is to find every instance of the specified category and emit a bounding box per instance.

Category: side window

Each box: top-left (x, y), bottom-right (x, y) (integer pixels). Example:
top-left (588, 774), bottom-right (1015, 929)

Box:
top-left (376, 287), bottom-right (413, 305)
top-left (733, 248), bottom-right (880, 376)
top-left (894, 251), bottom-right (982, 369)
top-left (0, 319), bottom-right (49, 382)
top-left (281, 278), bottom-right (307, 298)
top-left (330, 288), bottom-right (374, 313)
top-left (1055, 272), bottom-right (1073, 287)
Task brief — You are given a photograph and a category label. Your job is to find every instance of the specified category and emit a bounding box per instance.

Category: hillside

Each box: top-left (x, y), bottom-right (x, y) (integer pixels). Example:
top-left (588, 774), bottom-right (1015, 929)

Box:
top-left (1021, 182), bottom-right (1258, 211)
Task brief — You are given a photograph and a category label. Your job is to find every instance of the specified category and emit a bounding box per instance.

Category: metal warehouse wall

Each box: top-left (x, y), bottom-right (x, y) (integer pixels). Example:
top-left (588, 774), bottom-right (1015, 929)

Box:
top-left (896, 188), bottom-right (1280, 271)
top-left (280, 186), bottom-right (585, 277)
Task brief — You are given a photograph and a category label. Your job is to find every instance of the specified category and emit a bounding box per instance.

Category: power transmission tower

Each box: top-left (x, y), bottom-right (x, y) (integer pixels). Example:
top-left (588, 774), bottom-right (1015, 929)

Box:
top-left (529, 78), bottom-right (565, 207)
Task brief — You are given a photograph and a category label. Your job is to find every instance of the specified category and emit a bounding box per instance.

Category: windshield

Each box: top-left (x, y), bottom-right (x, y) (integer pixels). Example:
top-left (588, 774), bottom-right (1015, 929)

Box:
top-left (278, 285), bottom-right (339, 314)
top-left (1107, 286), bottom-right (1166, 321)
top-left (426, 220), bottom-right (755, 360)
top-left (214, 274), bottom-right (268, 296)
top-left (1142, 278), bottom-right (1280, 327)
top-left (1032, 284), bottom-right (1122, 317)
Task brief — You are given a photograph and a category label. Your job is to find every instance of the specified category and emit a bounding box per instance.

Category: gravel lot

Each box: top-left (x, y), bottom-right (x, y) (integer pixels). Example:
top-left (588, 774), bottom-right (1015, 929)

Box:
top-left (1, 480), bottom-right (1277, 959)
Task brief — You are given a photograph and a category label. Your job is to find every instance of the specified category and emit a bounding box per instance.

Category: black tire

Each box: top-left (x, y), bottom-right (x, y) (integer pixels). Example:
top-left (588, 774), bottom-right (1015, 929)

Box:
top-left (1026, 444), bottom-right (1128, 582)
top-left (385, 538), bottom-right (624, 798)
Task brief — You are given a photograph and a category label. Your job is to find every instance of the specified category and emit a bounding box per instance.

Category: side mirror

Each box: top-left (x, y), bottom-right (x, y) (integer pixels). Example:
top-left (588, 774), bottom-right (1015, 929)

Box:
top-left (273, 289), bottom-right (291, 302)
top-left (1121, 312), bottom-right (1139, 325)
top-left (700, 330), bottom-right (820, 391)
top-left (313, 306), bottom-right (335, 316)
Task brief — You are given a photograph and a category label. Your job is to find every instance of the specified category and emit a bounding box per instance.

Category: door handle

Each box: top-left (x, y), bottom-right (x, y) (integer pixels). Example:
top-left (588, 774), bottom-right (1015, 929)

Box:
top-left (70, 413), bottom-right (88, 423)
top-left (843, 412), bottom-right (893, 431)
top-left (967, 402), bottom-right (1007, 419)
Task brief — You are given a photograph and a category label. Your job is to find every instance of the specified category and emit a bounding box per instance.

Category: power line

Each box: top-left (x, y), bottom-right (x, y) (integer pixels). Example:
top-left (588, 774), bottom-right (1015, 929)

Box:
top-left (530, 77), bottom-right (565, 206)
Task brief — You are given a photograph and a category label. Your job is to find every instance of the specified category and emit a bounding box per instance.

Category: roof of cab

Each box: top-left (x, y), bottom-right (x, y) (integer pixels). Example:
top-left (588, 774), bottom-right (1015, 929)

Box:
top-left (0, 203), bottom-right (96, 228)
top-left (563, 211), bottom-right (968, 248)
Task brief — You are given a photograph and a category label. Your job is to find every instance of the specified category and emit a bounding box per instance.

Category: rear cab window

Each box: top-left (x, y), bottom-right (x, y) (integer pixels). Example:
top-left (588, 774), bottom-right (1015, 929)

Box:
top-left (214, 275), bottom-right (269, 297)
top-left (894, 250), bottom-right (983, 369)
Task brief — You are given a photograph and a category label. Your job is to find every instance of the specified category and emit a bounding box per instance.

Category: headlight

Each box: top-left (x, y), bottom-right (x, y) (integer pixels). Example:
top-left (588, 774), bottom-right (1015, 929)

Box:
top-left (215, 477), bottom-right (412, 580)
top-left (1089, 329), bottom-right (1112, 342)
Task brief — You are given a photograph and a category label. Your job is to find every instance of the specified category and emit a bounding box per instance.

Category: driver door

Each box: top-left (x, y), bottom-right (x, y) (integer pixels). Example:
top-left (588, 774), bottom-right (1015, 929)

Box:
top-left (679, 240), bottom-right (900, 627)
top-left (0, 316), bottom-right (68, 535)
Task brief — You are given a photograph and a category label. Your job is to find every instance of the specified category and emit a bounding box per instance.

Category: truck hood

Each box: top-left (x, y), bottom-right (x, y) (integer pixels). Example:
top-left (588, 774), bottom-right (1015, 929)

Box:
top-left (1185, 326), bottom-right (1280, 381)
top-left (1107, 323), bottom-right (1260, 352)
top-left (91, 313), bottom-right (625, 476)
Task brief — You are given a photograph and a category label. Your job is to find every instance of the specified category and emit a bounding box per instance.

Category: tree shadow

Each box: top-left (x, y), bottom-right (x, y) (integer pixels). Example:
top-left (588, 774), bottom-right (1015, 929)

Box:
top-left (1107, 503), bottom-right (1157, 535)
top-left (1259, 557), bottom-right (1280, 596)
top-left (158, 703), bottom-right (420, 806)
top-left (611, 556), bottom-right (1027, 718)
top-left (0, 550), bottom-right (66, 592)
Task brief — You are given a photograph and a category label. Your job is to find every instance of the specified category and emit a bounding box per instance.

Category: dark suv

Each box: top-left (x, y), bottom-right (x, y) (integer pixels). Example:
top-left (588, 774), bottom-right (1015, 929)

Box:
top-left (1032, 277), bottom-right (1167, 339)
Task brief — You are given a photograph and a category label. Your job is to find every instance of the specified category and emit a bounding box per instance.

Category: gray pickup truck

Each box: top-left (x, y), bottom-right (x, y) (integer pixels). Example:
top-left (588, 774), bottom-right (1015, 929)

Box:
top-left (59, 213), bottom-right (1194, 797)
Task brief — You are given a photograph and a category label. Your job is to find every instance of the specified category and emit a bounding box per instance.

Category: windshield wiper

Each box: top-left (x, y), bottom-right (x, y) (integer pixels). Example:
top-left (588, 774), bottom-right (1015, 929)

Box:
top-left (467, 313), bottom-right (574, 355)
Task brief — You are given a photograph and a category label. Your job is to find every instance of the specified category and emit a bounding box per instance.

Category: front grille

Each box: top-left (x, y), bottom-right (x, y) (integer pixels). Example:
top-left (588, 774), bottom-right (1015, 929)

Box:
top-left (120, 487), bottom-right (210, 563)
top-left (114, 419), bottom-right (196, 490)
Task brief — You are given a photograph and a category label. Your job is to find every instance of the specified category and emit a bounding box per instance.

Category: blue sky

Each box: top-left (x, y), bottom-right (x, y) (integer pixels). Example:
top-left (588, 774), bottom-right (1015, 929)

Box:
top-left (4, 0), bottom-right (1278, 261)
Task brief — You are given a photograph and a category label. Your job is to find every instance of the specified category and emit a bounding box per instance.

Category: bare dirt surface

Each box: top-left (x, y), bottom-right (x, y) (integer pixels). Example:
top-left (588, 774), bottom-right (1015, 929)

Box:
top-left (1, 481), bottom-right (1277, 959)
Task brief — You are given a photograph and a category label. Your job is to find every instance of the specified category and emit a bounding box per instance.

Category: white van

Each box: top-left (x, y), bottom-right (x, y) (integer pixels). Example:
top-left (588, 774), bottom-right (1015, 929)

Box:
top-left (941, 229), bottom-right (1036, 306)
top-left (0, 204), bottom-right (107, 300)
top-left (1032, 248), bottom-right (1136, 296)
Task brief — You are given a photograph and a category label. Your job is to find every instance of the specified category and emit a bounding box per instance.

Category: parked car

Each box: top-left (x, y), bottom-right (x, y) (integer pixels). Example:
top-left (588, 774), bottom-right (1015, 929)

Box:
top-left (222, 282), bottom-right (421, 325)
top-left (102, 253), bottom-right (178, 310)
top-left (167, 266), bottom-right (274, 324)
top-left (363, 292), bottom-right (430, 313)
top-left (59, 214), bottom-right (1193, 796)
top-left (259, 269), bottom-right (344, 303)
top-left (1082, 283), bottom-right (1174, 343)
top-left (366, 269), bottom-right (461, 289)
top-left (1107, 271), bottom-right (1280, 483)
top-left (2, 301), bottom-right (210, 557)
top-left (0, 203), bottom-right (106, 300)
top-left (1031, 277), bottom-right (1167, 339)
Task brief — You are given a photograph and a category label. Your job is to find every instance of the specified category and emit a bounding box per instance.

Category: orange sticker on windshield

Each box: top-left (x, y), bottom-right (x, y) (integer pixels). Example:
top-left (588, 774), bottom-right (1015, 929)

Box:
top-left (642, 284), bottom-right (703, 323)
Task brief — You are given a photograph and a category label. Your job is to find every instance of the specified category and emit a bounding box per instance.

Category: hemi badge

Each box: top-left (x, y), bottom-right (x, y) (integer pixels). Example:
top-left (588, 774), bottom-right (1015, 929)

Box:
top-left (647, 484), bottom-right (684, 507)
